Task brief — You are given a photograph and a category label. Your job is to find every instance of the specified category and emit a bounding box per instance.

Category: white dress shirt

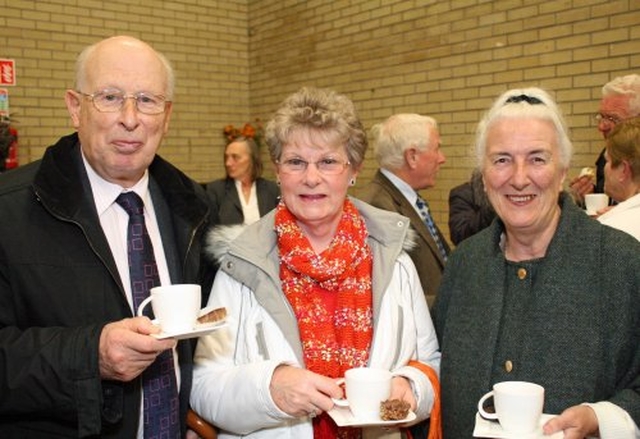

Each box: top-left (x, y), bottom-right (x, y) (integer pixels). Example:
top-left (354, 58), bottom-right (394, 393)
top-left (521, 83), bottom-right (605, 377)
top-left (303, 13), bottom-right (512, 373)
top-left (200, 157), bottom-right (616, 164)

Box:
top-left (81, 153), bottom-right (177, 439)
top-left (235, 179), bottom-right (261, 225)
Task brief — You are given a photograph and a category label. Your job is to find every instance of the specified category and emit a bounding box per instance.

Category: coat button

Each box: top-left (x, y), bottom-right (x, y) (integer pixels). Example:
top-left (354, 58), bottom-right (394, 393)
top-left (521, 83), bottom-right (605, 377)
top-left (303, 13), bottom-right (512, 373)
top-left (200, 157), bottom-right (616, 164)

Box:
top-left (505, 360), bottom-right (513, 373)
top-left (517, 268), bottom-right (527, 280)
top-left (226, 261), bottom-right (234, 269)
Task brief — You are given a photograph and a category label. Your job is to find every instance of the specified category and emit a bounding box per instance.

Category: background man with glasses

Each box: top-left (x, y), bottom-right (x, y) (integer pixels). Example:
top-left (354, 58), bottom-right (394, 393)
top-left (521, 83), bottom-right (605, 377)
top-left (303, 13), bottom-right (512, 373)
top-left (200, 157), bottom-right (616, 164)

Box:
top-left (570, 74), bottom-right (640, 205)
top-left (362, 113), bottom-right (449, 308)
top-left (0, 36), bottom-right (213, 438)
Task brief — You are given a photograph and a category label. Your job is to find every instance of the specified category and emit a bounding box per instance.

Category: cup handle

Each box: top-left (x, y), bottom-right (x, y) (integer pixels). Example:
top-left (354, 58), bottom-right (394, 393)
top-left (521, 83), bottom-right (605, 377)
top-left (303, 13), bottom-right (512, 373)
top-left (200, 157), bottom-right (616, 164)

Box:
top-left (332, 398), bottom-right (349, 407)
top-left (137, 296), bottom-right (153, 317)
top-left (477, 390), bottom-right (498, 420)
top-left (332, 378), bottom-right (348, 407)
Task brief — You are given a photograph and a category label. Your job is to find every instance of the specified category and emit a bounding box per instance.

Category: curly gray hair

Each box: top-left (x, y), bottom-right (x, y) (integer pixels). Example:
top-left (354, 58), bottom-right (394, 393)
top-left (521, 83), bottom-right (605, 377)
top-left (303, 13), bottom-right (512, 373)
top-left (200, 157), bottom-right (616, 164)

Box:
top-left (264, 87), bottom-right (367, 168)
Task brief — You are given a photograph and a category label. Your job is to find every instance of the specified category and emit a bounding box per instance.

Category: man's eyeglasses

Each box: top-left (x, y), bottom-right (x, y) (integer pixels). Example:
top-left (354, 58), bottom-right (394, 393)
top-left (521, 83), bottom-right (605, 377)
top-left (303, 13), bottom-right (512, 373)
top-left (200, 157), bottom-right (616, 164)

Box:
top-left (505, 94), bottom-right (544, 105)
top-left (277, 158), bottom-right (350, 175)
top-left (593, 113), bottom-right (623, 126)
top-left (76, 89), bottom-right (170, 115)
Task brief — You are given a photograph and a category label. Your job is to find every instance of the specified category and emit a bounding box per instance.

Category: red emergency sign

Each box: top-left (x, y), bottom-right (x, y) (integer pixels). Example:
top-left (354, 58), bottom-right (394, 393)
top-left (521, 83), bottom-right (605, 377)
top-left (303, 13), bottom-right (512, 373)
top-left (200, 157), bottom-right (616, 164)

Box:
top-left (0, 59), bottom-right (16, 86)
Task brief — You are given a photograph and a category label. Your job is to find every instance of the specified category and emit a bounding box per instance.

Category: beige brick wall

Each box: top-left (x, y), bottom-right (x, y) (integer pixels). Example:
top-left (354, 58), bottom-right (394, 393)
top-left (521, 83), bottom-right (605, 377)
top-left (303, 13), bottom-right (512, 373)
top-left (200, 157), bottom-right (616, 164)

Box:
top-left (2, 0), bottom-right (639, 244)
top-left (247, 0), bottom-right (640, 243)
top-left (1, 0), bottom-right (250, 181)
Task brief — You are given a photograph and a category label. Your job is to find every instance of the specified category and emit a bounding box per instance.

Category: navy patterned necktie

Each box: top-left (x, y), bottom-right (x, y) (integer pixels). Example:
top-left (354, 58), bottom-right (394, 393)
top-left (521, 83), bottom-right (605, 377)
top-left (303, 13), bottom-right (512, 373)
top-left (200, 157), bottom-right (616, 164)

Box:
top-left (116, 192), bottom-right (180, 439)
top-left (415, 195), bottom-right (448, 262)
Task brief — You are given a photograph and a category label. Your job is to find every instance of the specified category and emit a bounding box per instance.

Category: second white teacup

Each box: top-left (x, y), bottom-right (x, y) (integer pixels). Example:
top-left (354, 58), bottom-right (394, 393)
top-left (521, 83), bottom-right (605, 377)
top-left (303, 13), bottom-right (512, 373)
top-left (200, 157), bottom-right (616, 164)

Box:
top-left (477, 381), bottom-right (544, 434)
top-left (585, 193), bottom-right (609, 214)
top-left (334, 367), bottom-right (392, 421)
top-left (137, 284), bottom-right (201, 333)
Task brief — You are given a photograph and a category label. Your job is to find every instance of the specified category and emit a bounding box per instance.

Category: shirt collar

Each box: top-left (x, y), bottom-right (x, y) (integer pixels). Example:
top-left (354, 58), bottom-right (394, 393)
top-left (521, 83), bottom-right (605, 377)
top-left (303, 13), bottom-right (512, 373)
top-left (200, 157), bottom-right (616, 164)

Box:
top-left (380, 167), bottom-right (419, 205)
top-left (81, 150), bottom-right (150, 216)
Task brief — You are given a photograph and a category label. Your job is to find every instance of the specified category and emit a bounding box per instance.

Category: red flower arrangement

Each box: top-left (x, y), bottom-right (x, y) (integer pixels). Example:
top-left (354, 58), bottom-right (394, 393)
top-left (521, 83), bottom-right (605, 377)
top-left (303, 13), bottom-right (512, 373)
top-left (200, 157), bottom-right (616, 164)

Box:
top-left (223, 119), bottom-right (264, 146)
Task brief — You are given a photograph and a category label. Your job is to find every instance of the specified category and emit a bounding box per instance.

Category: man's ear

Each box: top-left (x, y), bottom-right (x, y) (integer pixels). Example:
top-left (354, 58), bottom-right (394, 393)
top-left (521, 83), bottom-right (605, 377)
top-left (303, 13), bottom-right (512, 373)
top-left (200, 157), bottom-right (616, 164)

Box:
top-left (161, 101), bottom-right (173, 135)
top-left (404, 147), bottom-right (417, 168)
top-left (65, 90), bottom-right (82, 129)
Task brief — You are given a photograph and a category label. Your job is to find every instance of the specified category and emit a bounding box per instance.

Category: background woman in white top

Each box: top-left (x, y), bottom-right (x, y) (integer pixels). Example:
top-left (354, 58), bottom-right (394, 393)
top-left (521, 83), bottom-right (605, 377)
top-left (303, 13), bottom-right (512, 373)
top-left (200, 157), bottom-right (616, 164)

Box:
top-left (206, 136), bottom-right (280, 225)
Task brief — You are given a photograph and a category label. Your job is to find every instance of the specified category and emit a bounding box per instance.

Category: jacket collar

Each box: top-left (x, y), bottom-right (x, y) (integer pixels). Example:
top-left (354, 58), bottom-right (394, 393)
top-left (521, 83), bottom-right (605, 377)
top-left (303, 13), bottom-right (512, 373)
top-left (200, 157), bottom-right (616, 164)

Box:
top-left (208, 198), bottom-right (417, 364)
top-left (207, 197), bottom-right (416, 265)
top-left (33, 132), bottom-right (209, 227)
top-left (487, 191), bottom-right (593, 259)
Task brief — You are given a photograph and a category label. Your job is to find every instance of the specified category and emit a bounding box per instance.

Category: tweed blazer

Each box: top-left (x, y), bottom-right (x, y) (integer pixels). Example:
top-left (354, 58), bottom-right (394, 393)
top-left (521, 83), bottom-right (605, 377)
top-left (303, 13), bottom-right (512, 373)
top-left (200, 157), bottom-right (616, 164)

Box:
top-left (361, 170), bottom-right (449, 307)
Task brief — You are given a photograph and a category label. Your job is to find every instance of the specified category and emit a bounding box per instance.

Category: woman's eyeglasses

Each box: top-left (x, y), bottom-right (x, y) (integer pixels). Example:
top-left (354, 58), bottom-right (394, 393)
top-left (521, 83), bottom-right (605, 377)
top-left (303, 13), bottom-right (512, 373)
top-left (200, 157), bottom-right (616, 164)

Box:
top-left (277, 158), bottom-right (350, 175)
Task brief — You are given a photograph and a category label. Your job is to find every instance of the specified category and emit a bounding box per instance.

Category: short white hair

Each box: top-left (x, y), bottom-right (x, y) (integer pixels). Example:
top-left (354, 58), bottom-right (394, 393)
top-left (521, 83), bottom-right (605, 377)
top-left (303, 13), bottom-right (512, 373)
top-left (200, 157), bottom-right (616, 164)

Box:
top-left (475, 87), bottom-right (572, 169)
top-left (371, 113), bottom-right (438, 170)
top-left (602, 74), bottom-right (640, 115)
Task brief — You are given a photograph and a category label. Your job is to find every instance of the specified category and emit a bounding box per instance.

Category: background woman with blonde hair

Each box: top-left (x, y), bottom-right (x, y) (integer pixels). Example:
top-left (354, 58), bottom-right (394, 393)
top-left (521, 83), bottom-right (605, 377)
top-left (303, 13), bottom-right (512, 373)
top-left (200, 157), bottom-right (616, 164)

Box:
top-left (597, 116), bottom-right (640, 240)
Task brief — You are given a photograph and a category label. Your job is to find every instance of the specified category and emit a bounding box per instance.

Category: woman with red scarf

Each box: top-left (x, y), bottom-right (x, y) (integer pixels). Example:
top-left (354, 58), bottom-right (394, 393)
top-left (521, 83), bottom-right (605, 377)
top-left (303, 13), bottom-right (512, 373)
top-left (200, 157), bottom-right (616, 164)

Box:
top-left (191, 87), bottom-right (441, 439)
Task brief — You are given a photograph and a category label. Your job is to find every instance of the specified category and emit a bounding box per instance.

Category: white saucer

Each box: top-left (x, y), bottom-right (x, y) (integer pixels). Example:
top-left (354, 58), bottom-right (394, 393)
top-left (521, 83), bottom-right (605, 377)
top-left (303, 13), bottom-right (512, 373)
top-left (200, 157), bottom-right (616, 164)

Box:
top-left (473, 413), bottom-right (562, 438)
top-left (151, 320), bottom-right (227, 340)
top-left (327, 404), bottom-right (416, 427)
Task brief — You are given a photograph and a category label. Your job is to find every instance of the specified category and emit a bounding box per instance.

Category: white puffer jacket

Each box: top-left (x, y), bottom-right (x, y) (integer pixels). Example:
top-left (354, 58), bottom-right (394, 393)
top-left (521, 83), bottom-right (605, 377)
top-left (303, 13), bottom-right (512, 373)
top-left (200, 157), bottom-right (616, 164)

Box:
top-left (191, 198), bottom-right (441, 439)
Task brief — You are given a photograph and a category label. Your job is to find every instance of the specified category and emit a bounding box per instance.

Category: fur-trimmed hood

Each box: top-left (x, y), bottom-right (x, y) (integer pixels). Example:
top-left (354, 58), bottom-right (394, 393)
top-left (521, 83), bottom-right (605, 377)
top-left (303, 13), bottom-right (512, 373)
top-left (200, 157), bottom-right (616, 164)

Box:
top-left (205, 198), bottom-right (418, 265)
top-left (205, 223), bottom-right (247, 264)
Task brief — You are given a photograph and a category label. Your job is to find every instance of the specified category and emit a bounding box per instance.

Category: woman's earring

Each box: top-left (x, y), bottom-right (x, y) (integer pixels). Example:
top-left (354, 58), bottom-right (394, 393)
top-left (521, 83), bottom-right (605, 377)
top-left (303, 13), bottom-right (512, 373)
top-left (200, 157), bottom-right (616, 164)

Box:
top-left (350, 178), bottom-right (356, 186)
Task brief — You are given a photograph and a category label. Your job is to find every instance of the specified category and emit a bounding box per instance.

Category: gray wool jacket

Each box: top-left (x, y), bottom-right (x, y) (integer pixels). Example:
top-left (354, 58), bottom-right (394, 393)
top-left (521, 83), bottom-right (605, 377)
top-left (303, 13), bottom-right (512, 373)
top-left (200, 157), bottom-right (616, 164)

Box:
top-left (433, 192), bottom-right (640, 438)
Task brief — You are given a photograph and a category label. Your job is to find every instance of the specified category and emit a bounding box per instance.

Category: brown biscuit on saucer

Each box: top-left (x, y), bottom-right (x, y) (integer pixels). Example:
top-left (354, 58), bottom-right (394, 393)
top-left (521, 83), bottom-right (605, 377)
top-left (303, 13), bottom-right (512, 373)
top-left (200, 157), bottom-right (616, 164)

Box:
top-left (380, 398), bottom-right (410, 421)
top-left (197, 307), bottom-right (227, 324)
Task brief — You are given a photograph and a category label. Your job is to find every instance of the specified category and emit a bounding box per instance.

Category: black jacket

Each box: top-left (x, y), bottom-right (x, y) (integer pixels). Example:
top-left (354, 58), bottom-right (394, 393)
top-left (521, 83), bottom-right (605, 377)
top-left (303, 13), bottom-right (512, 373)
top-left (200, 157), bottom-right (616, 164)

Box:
top-left (206, 177), bottom-right (279, 225)
top-left (447, 171), bottom-right (495, 246)
top-left (0, 133), bottom-right (213, 438)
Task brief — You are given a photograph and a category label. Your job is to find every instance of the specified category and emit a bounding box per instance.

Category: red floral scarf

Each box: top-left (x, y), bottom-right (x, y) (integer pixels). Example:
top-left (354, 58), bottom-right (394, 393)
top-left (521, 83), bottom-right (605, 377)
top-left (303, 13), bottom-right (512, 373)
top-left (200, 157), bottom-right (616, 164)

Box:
top-left (275, 199), bottom-right (373, 438)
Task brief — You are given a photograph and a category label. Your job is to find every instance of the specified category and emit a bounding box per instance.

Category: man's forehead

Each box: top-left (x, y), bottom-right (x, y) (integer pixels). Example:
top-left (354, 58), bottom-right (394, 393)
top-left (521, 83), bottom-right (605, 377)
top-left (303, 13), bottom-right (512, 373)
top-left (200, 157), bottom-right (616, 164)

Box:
top-left (600, 94), bottom-right (632, 116)
top-left (85, 43), bottom-right (166, 91)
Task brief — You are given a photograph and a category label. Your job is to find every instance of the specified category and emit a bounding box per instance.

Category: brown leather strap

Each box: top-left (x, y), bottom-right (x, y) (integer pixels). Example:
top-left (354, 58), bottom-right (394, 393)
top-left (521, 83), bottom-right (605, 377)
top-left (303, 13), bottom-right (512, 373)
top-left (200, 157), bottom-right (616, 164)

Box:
top-left (408, 360), bottom-right (441, 439)
top-left (186, 409), bottom-right (218, 439)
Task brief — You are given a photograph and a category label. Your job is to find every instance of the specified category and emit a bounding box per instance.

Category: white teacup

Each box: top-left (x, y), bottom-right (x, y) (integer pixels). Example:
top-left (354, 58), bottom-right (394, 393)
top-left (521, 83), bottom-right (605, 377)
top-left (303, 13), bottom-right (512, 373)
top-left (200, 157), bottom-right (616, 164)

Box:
top-left (333, 367), bottom-right (392, 421)
top-left (585, 193), bottom-right (609, 214)
top-left (477, 381), bottom-right (544, 434)
top-left (136, 284), bottom-right (201, 333)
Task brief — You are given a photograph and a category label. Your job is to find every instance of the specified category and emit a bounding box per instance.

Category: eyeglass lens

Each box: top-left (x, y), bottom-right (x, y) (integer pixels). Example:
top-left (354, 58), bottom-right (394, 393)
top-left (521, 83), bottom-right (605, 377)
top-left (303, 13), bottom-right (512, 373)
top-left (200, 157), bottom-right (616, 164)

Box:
top-left (81, 90), bottom-right (167, 114)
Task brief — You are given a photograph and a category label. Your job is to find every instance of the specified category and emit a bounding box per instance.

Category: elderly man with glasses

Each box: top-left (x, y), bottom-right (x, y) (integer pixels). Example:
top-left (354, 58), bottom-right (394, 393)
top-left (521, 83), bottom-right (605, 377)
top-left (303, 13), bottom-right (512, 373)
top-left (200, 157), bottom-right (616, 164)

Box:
top-left (0, 36), bottom-right (214, 438)
top-left (570, 74), bottom-right (640, 205)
